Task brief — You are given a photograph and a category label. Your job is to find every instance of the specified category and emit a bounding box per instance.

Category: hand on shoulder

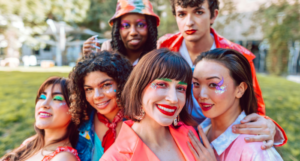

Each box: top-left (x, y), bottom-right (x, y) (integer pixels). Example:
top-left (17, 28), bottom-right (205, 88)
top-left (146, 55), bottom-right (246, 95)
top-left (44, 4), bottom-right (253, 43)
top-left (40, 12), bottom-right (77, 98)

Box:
top-left (101, 40), bottom-right (112, 51)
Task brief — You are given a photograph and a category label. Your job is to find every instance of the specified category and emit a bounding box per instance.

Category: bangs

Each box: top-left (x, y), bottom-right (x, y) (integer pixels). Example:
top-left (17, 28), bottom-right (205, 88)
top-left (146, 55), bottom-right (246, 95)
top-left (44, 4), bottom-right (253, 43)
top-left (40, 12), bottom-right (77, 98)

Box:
top-left (149, 53), bottom-right (192, 84)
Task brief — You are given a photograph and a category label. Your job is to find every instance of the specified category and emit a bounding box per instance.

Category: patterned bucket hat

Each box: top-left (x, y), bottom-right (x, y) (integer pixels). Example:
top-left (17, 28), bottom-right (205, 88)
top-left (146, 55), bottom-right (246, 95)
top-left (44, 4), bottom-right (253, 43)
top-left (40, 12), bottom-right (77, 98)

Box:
top-left (109, 0), bottom-right (160, 27)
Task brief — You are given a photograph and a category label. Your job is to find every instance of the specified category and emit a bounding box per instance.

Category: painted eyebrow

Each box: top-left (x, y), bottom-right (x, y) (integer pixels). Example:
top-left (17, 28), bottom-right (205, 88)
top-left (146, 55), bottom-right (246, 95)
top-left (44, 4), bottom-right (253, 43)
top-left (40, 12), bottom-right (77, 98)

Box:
top-left (178, 81), bottom-right (187, 85)
top-left (121, 20), bottom-right (130, 23)
top-left (84, 79), bottom-right (114, 87)
top-left (206, 76), bottom-right (221, 80)
top-left (156, 78), bottom-right (172, 82)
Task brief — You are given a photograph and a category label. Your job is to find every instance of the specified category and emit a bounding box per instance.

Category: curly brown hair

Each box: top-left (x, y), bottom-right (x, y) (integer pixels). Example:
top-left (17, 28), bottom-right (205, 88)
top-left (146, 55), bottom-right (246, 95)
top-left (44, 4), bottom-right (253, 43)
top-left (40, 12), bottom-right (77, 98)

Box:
top-left (68, 50), bottom-right (132, 126)
top-left (170, 0), bottom-right (219, 19)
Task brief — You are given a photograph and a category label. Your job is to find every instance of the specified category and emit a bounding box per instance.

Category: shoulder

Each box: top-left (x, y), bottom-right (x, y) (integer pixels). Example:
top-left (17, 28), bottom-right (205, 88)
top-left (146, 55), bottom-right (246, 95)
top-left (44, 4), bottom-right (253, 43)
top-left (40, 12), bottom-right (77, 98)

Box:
top-left (234, 135), bottom-right (283, 160)
top-left (158, 32), bottom-right (182, 49)
top-left (100, 144), bottom-right (126, 161)
top-left (51, 151), bottom-right (78, 161)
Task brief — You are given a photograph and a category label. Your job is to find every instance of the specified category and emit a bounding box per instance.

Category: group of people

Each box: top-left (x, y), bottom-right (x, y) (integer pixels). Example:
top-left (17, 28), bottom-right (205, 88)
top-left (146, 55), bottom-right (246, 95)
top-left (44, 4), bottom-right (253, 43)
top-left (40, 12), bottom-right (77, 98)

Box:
top-left (1, 0), bottom-right (287, 161)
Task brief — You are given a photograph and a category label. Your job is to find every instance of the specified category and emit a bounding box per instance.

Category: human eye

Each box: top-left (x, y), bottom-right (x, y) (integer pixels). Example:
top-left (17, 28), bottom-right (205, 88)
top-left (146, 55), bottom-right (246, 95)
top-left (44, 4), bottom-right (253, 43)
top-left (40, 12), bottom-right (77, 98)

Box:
top-left (177, 86), bottom-right (187, 93)
top-left (84, 88), bottom-right (93, 93)
top-left (102, 82), bottom-right (113, 89)
top-left (209, 83), bottom-right (218, 88)
top-left (137, 22), bottom-right (147, 28)
top-left (177, 12), bottom-right (185, 17)
top-left (196, 11), bottom-right (204, 15)
top-left (156, 82), bottom-right (167, 88)
top-left (53, 95), bottom-right (65, 101)
top-left (192, 82), bottom-right (200, 88)
top-left (121, 23), bottom-right (130, 29)
top-left (39, 94), bottom-right (46, 100)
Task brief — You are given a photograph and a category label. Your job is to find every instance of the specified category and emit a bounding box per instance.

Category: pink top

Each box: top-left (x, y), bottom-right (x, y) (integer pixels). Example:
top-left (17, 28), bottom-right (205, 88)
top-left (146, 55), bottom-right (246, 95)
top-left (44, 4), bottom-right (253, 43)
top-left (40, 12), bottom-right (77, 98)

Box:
top-left (100, 120), bottom-right (200, 161)
top-left (42, 146), bottom-right (81, 161)
top-left (201, 111), bottom-right (283, 161)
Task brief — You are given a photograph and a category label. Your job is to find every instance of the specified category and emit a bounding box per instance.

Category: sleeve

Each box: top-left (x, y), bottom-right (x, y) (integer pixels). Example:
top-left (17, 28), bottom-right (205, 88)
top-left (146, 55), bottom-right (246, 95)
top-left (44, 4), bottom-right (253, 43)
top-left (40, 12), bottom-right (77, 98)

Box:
top-left (251, 147), bottom-right (284, 161)
top-left (250, 61), bottom-right (287, 146)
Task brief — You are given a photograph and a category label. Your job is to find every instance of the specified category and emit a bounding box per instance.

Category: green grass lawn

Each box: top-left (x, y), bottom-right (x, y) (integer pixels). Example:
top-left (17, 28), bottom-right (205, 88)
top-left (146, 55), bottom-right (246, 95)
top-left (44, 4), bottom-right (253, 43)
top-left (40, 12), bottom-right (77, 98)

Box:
top-left (0, 71), bottom-right (299, 160)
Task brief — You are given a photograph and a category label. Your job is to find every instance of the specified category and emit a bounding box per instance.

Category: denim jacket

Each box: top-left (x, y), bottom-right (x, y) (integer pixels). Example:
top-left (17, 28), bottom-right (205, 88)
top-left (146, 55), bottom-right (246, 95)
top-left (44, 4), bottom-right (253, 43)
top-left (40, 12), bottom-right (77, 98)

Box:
top-left (76, 110), bottom-right (98, 161)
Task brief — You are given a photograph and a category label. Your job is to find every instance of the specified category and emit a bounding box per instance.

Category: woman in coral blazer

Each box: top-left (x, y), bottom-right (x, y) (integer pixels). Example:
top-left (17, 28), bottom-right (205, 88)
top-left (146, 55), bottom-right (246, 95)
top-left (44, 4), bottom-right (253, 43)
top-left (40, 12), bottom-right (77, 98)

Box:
top-left (100, 49), bottom-right (215, 161)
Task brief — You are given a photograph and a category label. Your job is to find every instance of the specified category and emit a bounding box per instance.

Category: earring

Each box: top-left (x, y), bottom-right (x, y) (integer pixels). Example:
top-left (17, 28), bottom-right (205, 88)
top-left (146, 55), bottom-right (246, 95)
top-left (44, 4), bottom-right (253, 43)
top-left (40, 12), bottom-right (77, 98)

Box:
top-left (135, 108), bottom-right (145, 120)
top-left (174, 116), bottom-right (179, 126)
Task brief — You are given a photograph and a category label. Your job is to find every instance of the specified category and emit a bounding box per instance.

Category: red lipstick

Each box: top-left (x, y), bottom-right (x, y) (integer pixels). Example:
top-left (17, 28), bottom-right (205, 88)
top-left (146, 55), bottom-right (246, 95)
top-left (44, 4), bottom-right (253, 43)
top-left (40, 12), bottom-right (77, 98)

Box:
top-left (185, 29), bottom-right (197, 35)
top-left (156, 104), bottom-right (177, 116)
top-left (199, 103), bottom-right (214, 111)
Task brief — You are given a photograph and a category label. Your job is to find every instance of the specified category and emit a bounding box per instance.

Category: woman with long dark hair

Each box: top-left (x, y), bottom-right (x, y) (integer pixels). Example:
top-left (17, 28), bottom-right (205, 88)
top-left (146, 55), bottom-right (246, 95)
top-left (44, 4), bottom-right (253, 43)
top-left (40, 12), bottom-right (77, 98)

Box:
top-left (189, 49), bottom-right (283, 160)
top-left (1, 77), bottom-right (80, 161)
top-left (82, 0), bottom-right (159, 65)
top-left (69, 50), bottom-right (132, 161)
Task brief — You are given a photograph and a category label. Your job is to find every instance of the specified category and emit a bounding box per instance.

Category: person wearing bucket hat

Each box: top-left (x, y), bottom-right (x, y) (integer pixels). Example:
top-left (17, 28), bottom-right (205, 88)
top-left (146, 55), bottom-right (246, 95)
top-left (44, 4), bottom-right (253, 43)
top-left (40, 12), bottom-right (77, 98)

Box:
top-left (82, 0), bottom-right (160, 66)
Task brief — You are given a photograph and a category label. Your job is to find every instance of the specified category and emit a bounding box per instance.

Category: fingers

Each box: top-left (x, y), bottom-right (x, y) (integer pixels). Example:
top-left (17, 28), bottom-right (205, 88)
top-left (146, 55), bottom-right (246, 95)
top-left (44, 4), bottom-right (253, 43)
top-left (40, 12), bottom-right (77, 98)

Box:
top-left (263, 139), bottom-right (274, 150)
top-left (187, 141), bottom-right (199, 159)
top-left (197, 125), bottom-right (210, 149)
top-left (240, 113), bottom-right (260, 123)
top-left (244, 134), bottom-right (271, 142)
top-left (232, 126), bottom-right (270, 135)
top-left (188, 131), bottom-right (203, 156)
top-left (233, 121), bottom-right (266, 129)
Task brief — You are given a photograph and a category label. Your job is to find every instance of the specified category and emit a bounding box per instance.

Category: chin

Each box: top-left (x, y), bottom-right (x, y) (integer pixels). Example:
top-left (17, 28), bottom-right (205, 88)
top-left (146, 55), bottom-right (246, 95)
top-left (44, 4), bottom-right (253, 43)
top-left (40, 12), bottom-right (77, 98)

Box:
top-left (155, 118), bottom-right (174, 127)
top-left (35, 122), bottom-right (50, 129)
top-left (184, 35), bottom-right (202, 42)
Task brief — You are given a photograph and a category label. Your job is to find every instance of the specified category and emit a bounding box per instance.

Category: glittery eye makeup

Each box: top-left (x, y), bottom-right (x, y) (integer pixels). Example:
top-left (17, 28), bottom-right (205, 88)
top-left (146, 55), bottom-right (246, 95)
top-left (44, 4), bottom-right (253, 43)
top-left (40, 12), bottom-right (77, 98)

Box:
top-left (39, 94), bottom-right (46, 100)
top-left (136, 19), bottom-right (147, 28)
top-left (215, 77), bottom-right (227, 94)
top-left (120, 22), bottom-right (130, 29)
top-left (53, 95), bottom-right (65, 101)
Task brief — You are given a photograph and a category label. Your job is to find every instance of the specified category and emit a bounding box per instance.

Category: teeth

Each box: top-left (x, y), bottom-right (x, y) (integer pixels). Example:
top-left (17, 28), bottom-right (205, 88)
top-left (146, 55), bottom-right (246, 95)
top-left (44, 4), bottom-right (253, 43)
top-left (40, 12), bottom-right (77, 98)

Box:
top-left (39, 113), bottom-right (51, 116)
top-left (203, 105), bottom-right (212, 108)
top-left (96, 100), bottom-right (109, 106)
top-left (131, 40), bottom-right (139, 43)
top-left (157, 105), bottom-right (175, 112)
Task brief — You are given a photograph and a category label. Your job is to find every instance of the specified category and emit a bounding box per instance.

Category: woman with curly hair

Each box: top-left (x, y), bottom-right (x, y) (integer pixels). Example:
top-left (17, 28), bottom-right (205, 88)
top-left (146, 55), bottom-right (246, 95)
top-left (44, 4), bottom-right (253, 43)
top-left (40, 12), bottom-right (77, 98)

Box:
top-left (1, 77), bottom-right (80, 161)
top-left (82, 0), bottom-right (159, 65)
top-left (69, 50), bottom-right (132, 161)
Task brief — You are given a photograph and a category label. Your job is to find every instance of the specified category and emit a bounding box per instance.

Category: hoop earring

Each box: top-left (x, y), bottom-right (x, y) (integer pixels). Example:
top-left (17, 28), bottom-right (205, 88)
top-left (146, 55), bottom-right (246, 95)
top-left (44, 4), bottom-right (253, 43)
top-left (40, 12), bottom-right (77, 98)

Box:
top-left (174, 116), bottom-right (179, 126)
top-left (135, 108), bottom-right (145, 120)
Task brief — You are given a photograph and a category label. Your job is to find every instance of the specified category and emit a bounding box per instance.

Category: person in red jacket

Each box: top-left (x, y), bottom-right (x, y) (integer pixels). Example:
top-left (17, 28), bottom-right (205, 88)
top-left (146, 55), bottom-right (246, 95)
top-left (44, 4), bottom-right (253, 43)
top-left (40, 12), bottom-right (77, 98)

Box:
top-left (158, 0), bottom-right (287, 148)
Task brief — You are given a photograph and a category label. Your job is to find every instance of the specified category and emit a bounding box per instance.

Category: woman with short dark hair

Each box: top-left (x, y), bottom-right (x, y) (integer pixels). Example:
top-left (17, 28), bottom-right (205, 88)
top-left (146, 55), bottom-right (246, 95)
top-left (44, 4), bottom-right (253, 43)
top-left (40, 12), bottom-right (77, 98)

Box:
top-left (100, 48), bottom-right (199, 161)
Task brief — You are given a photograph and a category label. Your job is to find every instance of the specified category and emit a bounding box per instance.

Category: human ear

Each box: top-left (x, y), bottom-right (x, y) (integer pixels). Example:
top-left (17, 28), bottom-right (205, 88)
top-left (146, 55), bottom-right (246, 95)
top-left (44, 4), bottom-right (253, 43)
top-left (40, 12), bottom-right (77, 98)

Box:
top-left (210, 9), bottom-right (219, 25)
top-left (235, 82), bottom-right (248, 99)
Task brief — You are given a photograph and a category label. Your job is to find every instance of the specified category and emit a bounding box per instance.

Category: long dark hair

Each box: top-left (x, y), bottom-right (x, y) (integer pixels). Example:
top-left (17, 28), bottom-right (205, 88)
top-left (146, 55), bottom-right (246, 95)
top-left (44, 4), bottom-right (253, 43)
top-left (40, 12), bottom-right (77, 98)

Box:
top-left (121, 48), bottom-right (196, 126)
top-left (194, 48), bottom-right (258, 115)
top-left (1, 77), bottom-right (78, 161)
top-left (110, 15), bottom-right (157, 59)
top-left (68, 50), bottom-right (132, 127)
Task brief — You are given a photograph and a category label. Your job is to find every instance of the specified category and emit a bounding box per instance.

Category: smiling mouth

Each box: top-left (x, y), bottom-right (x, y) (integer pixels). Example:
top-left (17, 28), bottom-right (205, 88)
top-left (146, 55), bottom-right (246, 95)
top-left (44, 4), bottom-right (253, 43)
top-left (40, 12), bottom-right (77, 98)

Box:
top-left (156, 104), bottom-right (177, 116)
top-left (200, 103), bottom-right (214, 111)
top-left (128, 39), bottom-right (141, 46)
top-left (95, 100), bottom-right (110, 109)
top-left (38, 112), bottom-right (52, 118)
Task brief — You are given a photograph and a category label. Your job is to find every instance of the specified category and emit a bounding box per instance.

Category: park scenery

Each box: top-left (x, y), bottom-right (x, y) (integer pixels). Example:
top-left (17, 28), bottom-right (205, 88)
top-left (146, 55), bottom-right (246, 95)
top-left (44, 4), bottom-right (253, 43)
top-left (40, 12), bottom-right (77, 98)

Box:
top-left (1, 0), bottom-right (300, 160)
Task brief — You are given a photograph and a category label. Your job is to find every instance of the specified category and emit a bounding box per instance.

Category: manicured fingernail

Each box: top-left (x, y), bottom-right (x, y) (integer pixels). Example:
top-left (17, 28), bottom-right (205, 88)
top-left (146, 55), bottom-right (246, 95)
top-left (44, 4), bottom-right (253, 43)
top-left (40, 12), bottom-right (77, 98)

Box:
top-left (232, 126), bottom-right (236, 129)
top-left (262, 145), bottom-right (265, 149)
top-left (232, 128), bottom-right (236, 132)
top-left (245, 138), bottom-right (250, 141)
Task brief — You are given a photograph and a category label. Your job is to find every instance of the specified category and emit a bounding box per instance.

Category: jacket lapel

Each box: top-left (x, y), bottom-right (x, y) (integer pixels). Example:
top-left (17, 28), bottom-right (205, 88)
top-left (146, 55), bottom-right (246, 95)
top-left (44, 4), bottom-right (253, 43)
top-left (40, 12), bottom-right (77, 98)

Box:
top-left (169, 123), bottom-right (198, 161)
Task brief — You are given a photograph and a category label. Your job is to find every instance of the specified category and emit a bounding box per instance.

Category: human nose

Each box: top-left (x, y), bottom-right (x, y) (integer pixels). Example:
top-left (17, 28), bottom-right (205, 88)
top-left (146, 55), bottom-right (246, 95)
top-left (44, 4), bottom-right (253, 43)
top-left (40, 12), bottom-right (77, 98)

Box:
top-left (186, 14), bottom-right (195, 27)
top-left (129, 26), bottom-right (138, 36)
top-left (94, 88), bottom-right (104, 99)
top-left (40, 98), bottom-right (51, 109)
top-left (166, 86), bottom-right (179, 104)
top-left (199, 87), bottom-right (209, 100)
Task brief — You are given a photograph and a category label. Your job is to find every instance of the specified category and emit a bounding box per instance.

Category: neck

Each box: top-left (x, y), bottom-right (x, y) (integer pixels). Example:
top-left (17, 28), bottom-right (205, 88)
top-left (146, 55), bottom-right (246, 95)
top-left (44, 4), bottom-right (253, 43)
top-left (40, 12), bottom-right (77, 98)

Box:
top-left (103, 107), bottom-right (120, 122)
top-left (185, 30), bottom-right (214, 62)
top-left (126, 49), bottom-right (142, 64)
top-left (44, 126), bottom-right (70, 148)
top-left (132, 115), bottom-right (169, 147)
top-left (208, 100), bottom-right (242, 142)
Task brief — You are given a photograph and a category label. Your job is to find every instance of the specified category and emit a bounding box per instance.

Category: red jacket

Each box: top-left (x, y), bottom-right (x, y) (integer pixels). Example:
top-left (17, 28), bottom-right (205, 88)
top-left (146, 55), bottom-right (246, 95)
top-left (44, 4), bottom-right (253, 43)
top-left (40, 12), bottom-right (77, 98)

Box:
top-left (159, 28), bottom-right (287, 146)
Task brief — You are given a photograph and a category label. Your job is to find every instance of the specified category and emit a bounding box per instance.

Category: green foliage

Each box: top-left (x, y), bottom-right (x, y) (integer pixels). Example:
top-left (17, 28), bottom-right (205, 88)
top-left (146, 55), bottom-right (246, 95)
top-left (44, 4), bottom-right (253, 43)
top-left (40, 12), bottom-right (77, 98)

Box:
top-left (0, 72), bottom-right (299, 160)
top-left (257, 0), bottom-right (300, 75)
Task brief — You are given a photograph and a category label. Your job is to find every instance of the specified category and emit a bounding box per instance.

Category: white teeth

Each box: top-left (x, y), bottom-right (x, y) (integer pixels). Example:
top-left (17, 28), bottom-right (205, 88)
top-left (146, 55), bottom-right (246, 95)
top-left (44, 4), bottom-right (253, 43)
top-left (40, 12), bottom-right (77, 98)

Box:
top-left (39, 113), bottom-right (51, 116)
top-left (96, 100), bottom-right (109, 106)
top-left (157, 105), bottom-right (175, 112)
top-left (203, 105), bottom-right (212, 108)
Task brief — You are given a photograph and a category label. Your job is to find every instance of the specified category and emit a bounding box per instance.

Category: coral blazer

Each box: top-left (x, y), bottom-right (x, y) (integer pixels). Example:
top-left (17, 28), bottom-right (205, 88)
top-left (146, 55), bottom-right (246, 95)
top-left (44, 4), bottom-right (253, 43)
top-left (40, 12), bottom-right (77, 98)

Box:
top-left (100, 120), bottom-right (199, 161)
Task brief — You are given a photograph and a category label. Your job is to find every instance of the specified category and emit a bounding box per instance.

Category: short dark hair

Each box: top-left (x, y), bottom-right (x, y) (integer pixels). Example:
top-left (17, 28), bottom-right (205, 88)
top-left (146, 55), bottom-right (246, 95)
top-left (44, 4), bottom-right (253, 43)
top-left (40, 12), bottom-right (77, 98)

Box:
top-left (69, 51), bottom-right (132, 126)
top-left (170, 0), bottom-right (219, 19)
top-left (121, 48), bottom-right (196, 126)
top-left (194, 48), bottom-right (257, 115)
top-left (110, 15), bottom-right (157, 59)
